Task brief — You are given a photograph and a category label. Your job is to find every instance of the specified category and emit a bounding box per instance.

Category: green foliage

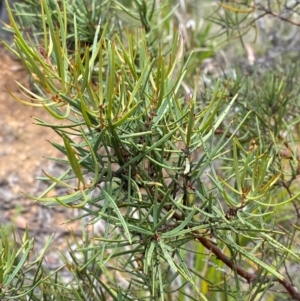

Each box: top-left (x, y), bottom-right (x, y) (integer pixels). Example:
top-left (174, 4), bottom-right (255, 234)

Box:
top-left (0, 227), bottom-right (54, 300)
top-left (3, 0), bottom-right (300, 300)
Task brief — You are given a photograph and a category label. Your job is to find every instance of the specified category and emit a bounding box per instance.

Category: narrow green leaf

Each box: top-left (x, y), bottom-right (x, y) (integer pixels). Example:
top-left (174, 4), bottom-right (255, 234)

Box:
top-left (4, 239), bottom-right (34, 286)
top-left (161, 209), bottom-right (197, 238)
top-left (102, 189), bottom-right (132, 244)
top-left (62, 134), bottom-right (86, 186)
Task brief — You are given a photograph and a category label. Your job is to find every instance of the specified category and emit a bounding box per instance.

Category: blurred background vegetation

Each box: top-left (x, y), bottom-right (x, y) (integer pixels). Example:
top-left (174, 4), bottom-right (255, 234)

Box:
top-left (1, 0), bottom-right (300, 300)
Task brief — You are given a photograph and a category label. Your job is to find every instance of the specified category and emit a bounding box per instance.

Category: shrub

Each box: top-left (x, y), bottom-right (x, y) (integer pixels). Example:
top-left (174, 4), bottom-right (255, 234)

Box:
top-left (2, 0), bottom-right (300, 300)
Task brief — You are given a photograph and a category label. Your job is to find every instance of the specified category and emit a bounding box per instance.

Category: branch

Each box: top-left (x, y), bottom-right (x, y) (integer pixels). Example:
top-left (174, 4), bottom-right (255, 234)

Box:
top-left (224, 1), bottom-right (300, 27)
top-left (171, 211), bottom-right (300, 300)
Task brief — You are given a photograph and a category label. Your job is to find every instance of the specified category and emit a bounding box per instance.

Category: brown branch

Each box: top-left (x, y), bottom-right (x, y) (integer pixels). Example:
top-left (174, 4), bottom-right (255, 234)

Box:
top-left (194, 234), bottom-right (256, 283)
top-left (225, 1), bottom-right (300, 27)
top-left (262, 10), bottom-right (300, 27)
top-left (196, 233), bottom-right (300, 300)
top-left (171, 211), bottom-right (300, 300)
top-left (279, 278), bottom-right (300, 300)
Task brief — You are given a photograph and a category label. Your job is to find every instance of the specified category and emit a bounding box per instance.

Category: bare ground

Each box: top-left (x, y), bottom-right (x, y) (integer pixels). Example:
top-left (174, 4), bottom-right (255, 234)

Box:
top-left (0, 47), bottom-right (81, 268)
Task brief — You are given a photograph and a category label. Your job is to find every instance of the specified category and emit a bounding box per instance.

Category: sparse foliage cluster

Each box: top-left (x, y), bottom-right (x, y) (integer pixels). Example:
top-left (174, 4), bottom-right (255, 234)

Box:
top-left (1, 0), bottom-right (300, 300)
